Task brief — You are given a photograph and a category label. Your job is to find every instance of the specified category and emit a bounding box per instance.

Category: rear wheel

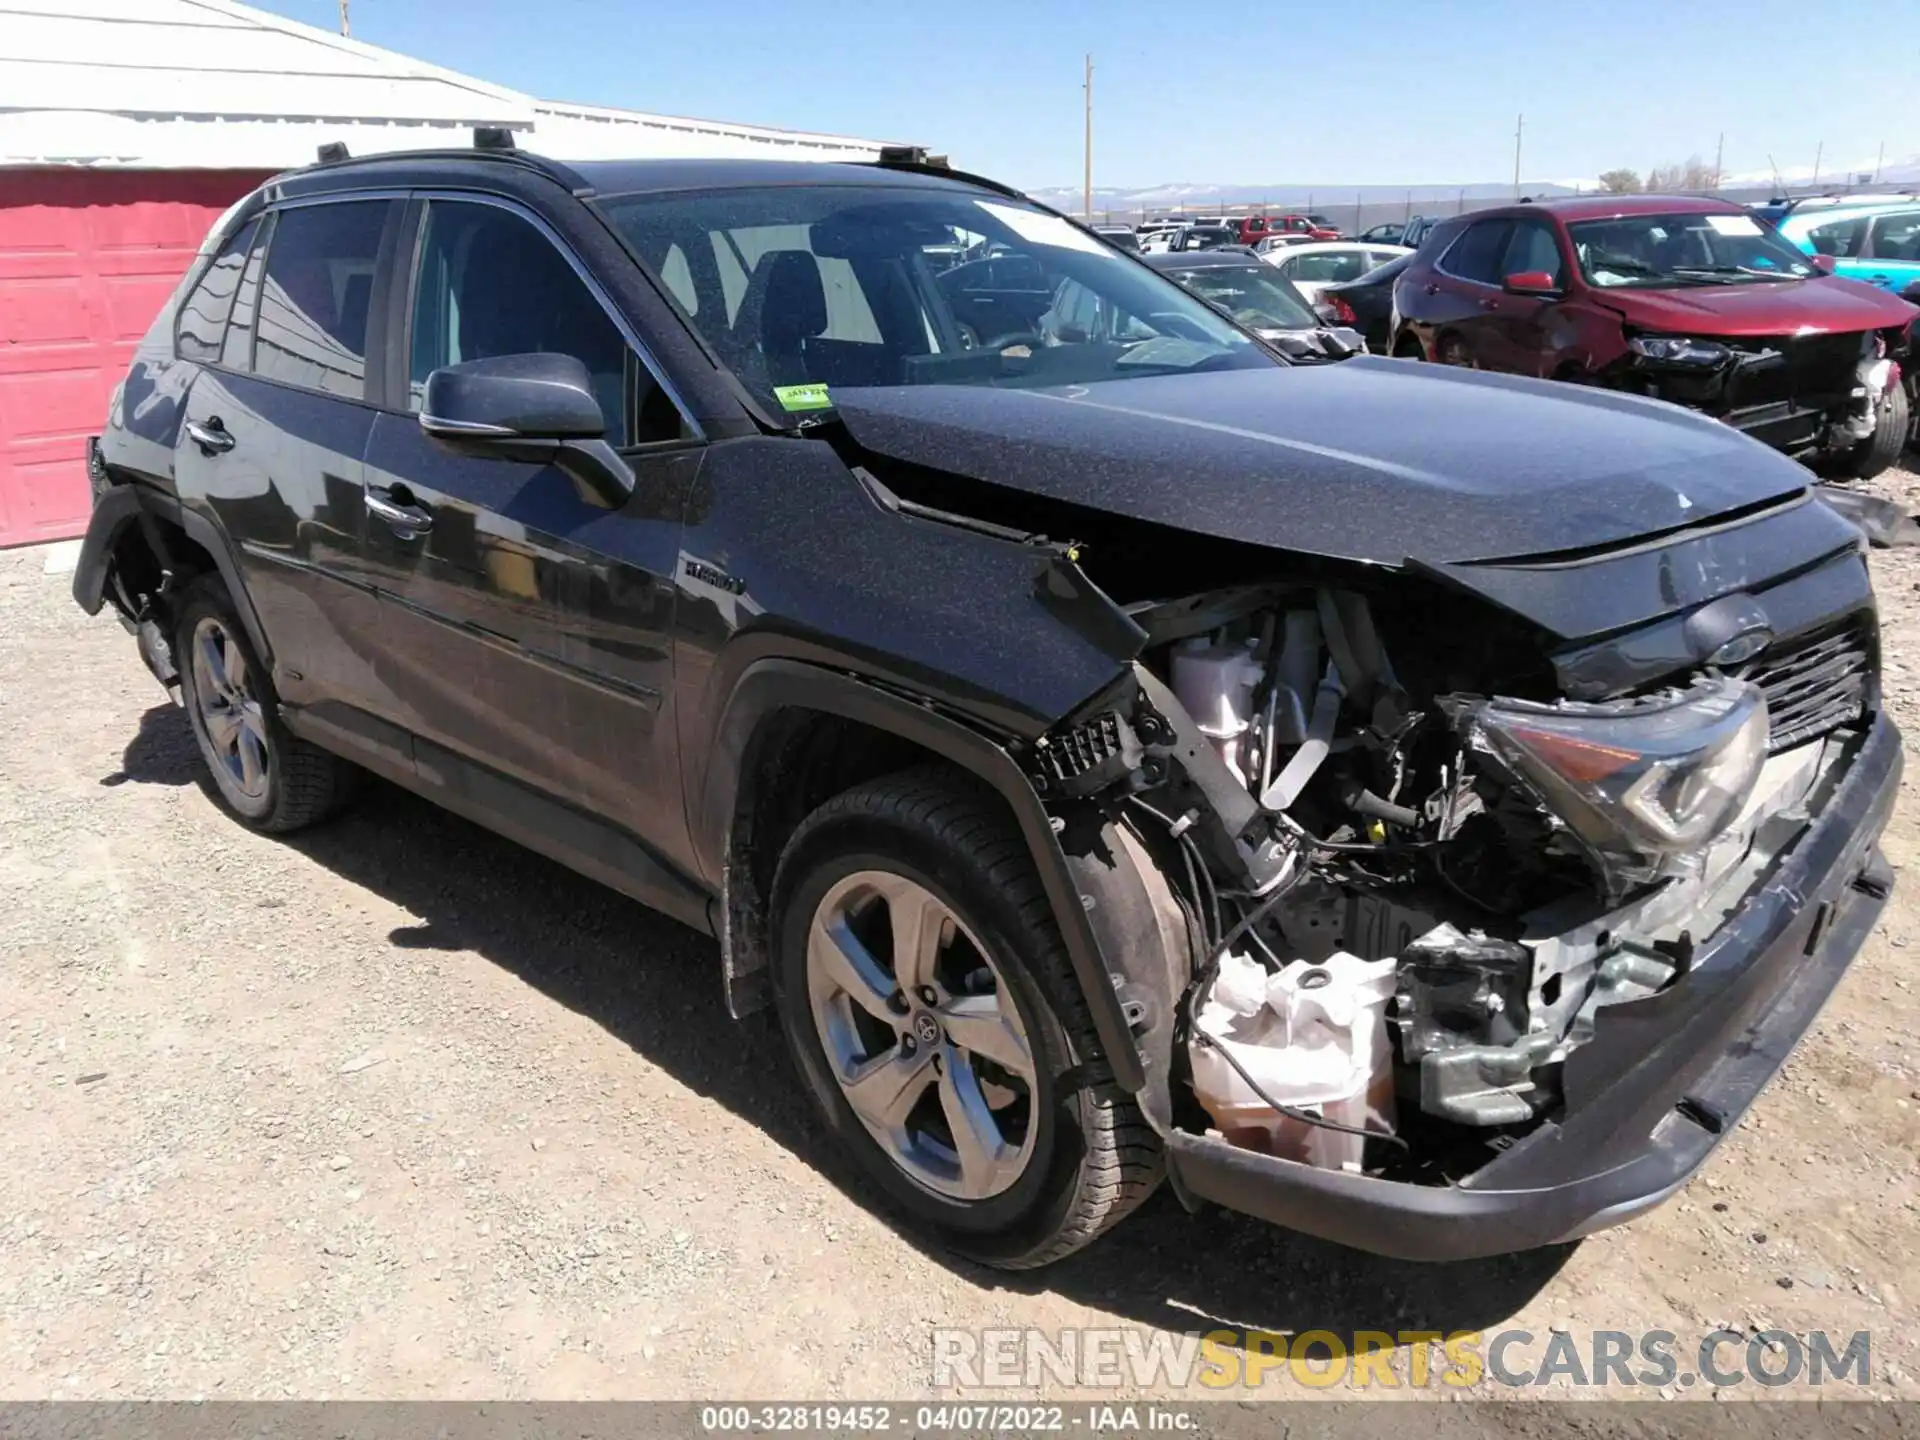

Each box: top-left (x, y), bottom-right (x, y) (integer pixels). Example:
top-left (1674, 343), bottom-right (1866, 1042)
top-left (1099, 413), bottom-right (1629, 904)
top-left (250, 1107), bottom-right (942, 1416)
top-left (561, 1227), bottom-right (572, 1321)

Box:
top-left (174, 577), bottom-right (356, 832)
top-left (770, 768), bottom-right (1161, 1269)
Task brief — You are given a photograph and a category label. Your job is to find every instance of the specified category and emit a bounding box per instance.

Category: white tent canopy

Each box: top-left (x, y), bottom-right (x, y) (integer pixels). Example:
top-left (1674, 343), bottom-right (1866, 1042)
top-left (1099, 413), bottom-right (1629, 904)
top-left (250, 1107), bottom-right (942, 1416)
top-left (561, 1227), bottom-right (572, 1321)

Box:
top-left (0, 0), bottom-right (893, 168)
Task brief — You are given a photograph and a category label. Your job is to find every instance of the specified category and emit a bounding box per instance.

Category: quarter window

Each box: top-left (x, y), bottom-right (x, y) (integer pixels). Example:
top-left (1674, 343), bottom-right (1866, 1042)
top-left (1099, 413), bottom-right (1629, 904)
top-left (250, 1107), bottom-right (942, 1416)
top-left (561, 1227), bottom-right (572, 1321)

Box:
top-left (253, 201), bottom-right (389, 400)
top-left (176, 219), bottom-right (257, 363)
top-left (407, 200), bottom-right (690, 446)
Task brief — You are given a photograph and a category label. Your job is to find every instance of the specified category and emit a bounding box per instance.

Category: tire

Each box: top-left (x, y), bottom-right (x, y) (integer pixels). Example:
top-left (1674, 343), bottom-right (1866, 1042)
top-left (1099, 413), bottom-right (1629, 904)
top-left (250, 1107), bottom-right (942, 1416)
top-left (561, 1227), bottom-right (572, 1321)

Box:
top-left (1436, 333), bottom-right (1474, 368)
top-left (770, 767), bottom-right (1161, 1269)
top-left (1832, 381), bottom-right (1911, 481)
top-left (173, 575), bottom-right (356, 833)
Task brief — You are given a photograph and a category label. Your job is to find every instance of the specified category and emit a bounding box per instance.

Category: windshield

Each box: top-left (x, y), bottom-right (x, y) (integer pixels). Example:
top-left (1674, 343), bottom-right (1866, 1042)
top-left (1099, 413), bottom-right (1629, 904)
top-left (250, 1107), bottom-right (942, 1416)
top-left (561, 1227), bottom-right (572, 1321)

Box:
top-left (1567, 212), bottom-right (1819, 287)
top-left (595, 184), bottom-right (1270, 421)
top-left (1158, 264), bottom-right (1319, 330)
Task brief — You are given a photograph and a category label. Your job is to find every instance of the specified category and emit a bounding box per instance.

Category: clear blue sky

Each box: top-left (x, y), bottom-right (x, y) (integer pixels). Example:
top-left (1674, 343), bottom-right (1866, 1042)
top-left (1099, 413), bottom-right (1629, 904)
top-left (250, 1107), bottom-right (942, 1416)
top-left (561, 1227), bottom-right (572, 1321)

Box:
top-left (253, 0), bottom-right (1912, 190)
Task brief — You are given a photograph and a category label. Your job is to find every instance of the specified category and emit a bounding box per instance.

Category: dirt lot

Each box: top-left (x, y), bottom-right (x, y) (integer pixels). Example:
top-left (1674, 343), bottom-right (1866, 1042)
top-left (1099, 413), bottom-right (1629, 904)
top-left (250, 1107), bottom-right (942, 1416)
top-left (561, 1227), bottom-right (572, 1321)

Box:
top-left (4, 468), bottom-right (1920, 1403)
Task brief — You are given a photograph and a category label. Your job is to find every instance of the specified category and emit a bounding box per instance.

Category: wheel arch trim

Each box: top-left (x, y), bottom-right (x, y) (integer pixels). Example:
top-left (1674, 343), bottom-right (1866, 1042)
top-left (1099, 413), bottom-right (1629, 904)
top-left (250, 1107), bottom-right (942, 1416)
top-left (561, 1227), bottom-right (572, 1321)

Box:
top-left (701, 656), bottom-right (1148, 1094)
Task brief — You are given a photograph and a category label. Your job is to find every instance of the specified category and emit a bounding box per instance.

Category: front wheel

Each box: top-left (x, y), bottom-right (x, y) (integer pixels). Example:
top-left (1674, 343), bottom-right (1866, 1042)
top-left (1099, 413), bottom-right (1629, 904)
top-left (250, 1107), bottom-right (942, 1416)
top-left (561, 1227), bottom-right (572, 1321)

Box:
top-left (1833, 381), bottom-right (1911, 480)
top-left (770, 768), bottom-right (1161, 1269)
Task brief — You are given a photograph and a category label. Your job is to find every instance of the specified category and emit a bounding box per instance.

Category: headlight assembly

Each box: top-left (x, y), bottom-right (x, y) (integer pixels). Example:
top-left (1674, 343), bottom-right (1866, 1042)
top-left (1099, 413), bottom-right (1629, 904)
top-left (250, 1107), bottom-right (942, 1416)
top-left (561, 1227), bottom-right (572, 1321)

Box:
top-left (1458, 677), bottom-right (1769, 892)
top-left (1628, 335), bottom-right (1734, 367)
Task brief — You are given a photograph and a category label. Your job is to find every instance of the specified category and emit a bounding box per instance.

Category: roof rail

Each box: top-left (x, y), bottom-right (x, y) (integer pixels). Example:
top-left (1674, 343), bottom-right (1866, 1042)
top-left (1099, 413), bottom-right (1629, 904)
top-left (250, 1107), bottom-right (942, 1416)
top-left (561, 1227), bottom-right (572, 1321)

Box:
top-left (293, 138), bottom-right (593, 196)
top-left (863, 148), bottom-right (1030, 204)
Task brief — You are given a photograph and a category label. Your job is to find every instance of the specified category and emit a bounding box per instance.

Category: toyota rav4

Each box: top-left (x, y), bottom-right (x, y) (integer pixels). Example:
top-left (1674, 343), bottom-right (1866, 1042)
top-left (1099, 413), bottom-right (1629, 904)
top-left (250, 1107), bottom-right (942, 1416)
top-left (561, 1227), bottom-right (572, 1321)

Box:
top-left (73, 140), bottom-right (1901, 1269)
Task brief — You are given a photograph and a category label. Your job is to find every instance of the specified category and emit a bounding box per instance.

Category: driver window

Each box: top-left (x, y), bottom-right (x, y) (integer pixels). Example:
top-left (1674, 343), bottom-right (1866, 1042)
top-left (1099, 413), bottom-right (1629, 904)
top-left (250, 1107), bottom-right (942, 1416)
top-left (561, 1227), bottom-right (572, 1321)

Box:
top-left (408, 200), bottom-right (692, 446)
top-left (1502, 221), bottom-right (1566, 285)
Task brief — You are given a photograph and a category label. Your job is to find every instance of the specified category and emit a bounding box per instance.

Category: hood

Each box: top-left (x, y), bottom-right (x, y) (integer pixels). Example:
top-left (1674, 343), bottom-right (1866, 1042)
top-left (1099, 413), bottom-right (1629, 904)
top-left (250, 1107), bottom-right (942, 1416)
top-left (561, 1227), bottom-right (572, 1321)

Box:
top-left (1594, 275), bottom-right (1918, 337)
top-left (830, 361), bottom-right (1815, 567)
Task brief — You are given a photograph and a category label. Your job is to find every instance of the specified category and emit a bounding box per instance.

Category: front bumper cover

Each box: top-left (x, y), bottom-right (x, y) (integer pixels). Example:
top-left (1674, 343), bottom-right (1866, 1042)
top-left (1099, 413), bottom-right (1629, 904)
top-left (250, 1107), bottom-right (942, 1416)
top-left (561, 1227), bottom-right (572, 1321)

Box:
top-left (1166, 712), bottom-right (1902, 1261)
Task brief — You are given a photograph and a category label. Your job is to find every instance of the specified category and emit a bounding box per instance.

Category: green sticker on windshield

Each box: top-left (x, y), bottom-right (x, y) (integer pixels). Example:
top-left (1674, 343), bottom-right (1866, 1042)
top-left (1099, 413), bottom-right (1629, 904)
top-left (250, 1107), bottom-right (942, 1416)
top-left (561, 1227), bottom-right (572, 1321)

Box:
top-left (774, 382), bottom-right (832, 412)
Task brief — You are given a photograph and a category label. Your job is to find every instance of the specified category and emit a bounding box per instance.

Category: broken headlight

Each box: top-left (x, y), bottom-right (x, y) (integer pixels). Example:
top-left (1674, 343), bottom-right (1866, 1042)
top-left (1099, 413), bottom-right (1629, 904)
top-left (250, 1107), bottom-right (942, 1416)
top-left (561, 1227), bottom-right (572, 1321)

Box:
top-left (1628, 335), bottom-right (1732, 367)
top-left (1464, 677), bottom-right (1768, 883)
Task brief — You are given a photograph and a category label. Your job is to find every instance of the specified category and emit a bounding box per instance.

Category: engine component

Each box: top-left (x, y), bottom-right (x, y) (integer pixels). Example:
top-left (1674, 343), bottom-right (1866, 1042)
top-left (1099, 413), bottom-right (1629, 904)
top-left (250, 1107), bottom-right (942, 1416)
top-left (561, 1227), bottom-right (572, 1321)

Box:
top-left (1191, 949), bottom-right (1397, 1171)
top-left (1170, 635), bottom-right (1263, 786)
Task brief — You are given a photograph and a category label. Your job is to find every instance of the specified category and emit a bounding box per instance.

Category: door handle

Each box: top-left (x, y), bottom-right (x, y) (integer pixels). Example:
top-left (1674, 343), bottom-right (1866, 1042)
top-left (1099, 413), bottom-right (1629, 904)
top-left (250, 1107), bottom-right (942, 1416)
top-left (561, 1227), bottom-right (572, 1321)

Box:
top-left (184, 418), bottom-right (235, 456)
top-left (366, 487), bottom-right (433, 535)
top-left (1478, 297), bottom-right (1501, 310)
top-left (1423, 283), bottom-right (1440, 295)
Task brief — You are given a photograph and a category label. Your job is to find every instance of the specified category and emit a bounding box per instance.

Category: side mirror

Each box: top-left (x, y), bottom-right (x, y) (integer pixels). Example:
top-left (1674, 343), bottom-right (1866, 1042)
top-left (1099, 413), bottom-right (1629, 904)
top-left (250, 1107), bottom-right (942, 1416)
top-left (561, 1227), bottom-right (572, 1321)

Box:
top-left (1809, 254), bottom-right (1837, 275)
top-left (1502, 270), bottom-right (1560, 296)
top-left (420, 353), bottom-right (633, 505)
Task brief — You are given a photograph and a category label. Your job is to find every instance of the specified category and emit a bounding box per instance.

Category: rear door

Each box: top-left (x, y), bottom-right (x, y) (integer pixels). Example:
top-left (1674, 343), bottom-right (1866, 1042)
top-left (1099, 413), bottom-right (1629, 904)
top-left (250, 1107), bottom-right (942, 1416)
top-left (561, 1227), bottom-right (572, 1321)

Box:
top-left (1424, 218), bottom-right (1515, 366)
top-left (171, 195), bottom-right (405, 754)
top-left (359, 193), bottom-right (695, 844)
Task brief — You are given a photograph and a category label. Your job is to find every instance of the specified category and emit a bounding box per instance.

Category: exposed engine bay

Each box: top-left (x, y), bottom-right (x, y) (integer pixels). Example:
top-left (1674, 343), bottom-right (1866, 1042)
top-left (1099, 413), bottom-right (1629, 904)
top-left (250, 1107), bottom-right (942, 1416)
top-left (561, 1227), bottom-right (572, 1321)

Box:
top-left (1024, 579), bottom-right (1864, 1181)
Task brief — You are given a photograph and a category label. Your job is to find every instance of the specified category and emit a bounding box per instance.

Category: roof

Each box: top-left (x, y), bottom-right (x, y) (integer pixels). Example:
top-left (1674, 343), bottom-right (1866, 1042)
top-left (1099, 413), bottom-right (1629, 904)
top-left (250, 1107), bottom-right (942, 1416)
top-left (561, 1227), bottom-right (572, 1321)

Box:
top-left (572, 157), bottom-right (984, 199)
top-left (1500, 193), bottom-right (1749, 222)
top-left (0, 0), bottom-right (893, 168)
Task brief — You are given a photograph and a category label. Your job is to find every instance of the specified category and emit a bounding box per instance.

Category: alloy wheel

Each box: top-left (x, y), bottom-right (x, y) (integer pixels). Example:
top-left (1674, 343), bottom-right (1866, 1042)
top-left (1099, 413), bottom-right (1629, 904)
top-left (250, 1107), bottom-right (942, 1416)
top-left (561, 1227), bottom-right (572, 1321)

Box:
top-left (189, 615), bottom-right (270, 801)
top-left (806, 870), bottom-right (1038, 1201)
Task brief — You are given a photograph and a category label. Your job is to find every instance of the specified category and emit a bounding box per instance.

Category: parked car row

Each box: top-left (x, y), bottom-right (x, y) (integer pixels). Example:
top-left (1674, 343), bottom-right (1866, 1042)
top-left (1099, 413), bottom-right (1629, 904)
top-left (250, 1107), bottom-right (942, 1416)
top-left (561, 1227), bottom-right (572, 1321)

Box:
top-left (1385, 194), bottom-right (1919, 478)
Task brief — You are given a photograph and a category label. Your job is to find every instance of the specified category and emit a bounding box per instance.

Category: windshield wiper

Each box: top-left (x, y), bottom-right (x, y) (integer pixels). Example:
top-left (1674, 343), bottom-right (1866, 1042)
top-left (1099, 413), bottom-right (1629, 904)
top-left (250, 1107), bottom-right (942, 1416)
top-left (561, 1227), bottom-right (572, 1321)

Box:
top-left (1671, 265), bottom-right (1800, 282)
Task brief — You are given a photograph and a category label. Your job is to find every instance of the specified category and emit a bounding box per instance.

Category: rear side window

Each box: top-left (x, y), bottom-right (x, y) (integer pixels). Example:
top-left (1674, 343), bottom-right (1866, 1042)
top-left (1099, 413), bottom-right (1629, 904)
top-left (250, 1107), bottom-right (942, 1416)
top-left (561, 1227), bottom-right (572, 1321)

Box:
top-left (175, 219), bottom-right (257, 363)
top-left (1439, 220), bottom-right (1515, 284)
top-left (1807, 216), bottom-right (1868, 258)
top-left (253, 201), bottom-right (390, 400)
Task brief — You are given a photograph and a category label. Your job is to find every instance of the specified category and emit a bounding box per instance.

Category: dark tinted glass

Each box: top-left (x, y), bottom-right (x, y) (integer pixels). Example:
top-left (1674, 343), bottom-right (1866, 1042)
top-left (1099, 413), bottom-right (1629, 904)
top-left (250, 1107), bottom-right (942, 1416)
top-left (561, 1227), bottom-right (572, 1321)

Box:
top-left (220, 213), bottom-right (272, 371)
top-left (176, 219), bottom-right (257, 363)
top-left (253, 201), bottom-right (388, 400)
top-left (1441, 221), bottom-right (1514, 284)
top-left (408, 201), bottom-right (679, 445)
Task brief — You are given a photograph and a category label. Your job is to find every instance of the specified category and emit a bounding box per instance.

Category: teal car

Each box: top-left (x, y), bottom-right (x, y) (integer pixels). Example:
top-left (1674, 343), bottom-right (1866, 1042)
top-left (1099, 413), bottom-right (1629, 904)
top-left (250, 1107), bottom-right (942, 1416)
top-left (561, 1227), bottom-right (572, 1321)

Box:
top-left (1772, 195), bottom-right (1920, 294)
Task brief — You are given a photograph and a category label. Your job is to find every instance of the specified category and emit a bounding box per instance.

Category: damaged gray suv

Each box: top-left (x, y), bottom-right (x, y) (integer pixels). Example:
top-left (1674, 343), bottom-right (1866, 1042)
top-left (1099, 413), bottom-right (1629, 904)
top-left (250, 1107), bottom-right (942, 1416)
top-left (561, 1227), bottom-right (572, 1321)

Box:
top-left (73, 140), bottom-right (1900, 1269)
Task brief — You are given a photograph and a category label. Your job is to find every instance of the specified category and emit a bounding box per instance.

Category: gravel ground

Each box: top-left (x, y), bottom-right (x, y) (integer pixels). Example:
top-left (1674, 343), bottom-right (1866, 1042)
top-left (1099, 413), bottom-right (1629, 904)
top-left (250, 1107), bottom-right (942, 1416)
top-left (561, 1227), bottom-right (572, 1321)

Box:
top-left (4, 467), bottom-right (1920, 1403)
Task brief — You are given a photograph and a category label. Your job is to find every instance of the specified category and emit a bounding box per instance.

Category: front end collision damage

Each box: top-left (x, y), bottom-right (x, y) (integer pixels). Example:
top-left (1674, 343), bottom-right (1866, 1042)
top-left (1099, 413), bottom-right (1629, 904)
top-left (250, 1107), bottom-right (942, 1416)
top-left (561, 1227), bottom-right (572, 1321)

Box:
top-left (761, 446), bottom-right (1900, 1257)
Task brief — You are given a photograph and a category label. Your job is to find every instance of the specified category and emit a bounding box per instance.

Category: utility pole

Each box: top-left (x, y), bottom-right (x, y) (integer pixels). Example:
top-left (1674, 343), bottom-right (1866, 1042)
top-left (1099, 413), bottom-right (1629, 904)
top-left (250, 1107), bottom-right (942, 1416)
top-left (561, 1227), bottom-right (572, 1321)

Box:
top-left (1082, 54), bottom-right (1093, 220)
top-left (1874, 141), bottom-right (1885, 184)
top-left (1713, 132), bottom-right (1724, 191)
top-left (1812, 140), bottom-right (1823, 189)
top-left (338, 0), bottom-right (349, 35)
top-left (1512, 113), bottom-right (1524, 198)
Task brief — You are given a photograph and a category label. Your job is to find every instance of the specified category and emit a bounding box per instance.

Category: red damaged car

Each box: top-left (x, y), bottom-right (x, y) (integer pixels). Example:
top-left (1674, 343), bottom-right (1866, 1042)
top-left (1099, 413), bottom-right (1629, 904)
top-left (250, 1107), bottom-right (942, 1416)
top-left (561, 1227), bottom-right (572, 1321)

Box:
top-left (1392, 195), bottom-right (1917, 478)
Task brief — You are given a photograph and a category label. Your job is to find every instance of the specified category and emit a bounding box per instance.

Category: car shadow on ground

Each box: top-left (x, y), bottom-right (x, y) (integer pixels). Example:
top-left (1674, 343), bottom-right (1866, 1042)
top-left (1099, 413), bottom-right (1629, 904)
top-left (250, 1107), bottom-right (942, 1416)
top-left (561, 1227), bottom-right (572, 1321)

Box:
top-left (115, 705), bottom-right (1573, 1343)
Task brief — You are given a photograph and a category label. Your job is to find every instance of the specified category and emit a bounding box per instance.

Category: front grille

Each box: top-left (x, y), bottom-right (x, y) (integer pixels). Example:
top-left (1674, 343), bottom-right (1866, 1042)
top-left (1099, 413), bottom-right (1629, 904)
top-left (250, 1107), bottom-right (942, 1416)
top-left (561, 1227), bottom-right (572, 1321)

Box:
top-left (1742, 616), bottom-right (1873, 752)
top-left (1727, 333), bottom-right (1864, 412)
